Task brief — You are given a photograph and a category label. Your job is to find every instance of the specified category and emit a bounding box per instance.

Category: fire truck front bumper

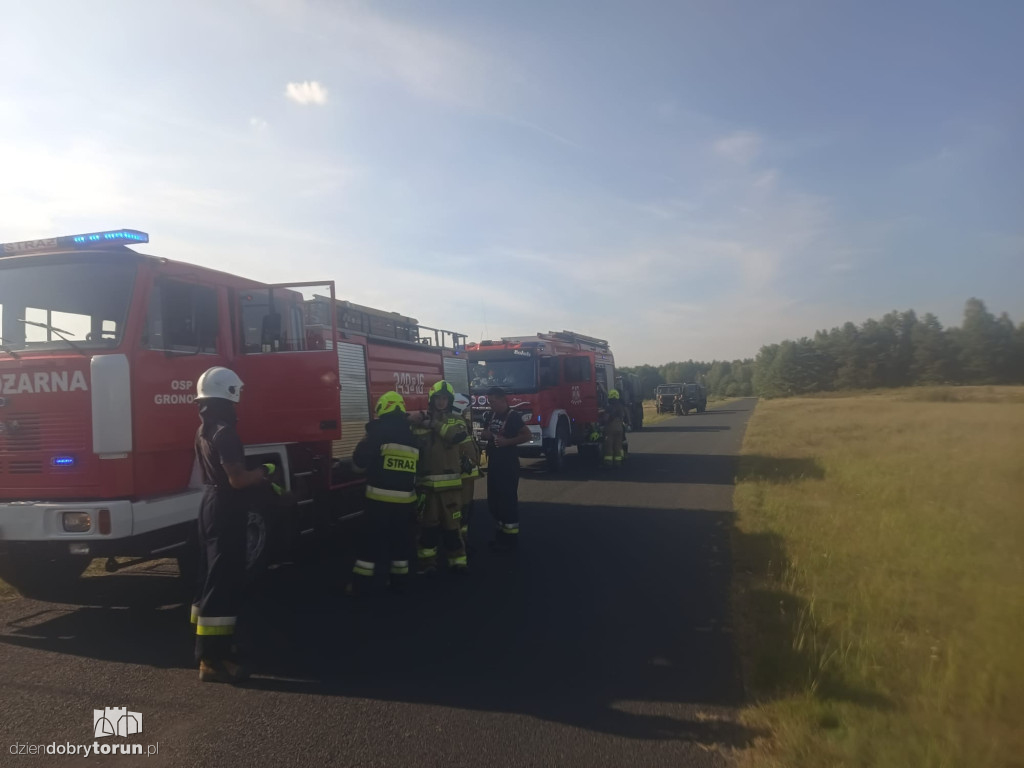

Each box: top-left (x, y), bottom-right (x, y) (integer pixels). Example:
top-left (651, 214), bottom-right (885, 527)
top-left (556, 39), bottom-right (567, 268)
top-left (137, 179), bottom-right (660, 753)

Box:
top-left (518, 425), bottom-right (545, 455)
top-left (0, 500), bottom-right (135, 557)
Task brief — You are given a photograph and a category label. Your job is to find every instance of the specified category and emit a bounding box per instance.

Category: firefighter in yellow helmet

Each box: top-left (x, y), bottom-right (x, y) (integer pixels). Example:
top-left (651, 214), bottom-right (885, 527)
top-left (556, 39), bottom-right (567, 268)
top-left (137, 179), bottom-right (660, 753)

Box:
top-left (452, 393), bottom-right (481, 551)
top-left (602, 388), bottom-right (626, 469)
top-left (408, 380), bottom-right (468, 575)
top-left (348, 391), bottom-right (420, 602)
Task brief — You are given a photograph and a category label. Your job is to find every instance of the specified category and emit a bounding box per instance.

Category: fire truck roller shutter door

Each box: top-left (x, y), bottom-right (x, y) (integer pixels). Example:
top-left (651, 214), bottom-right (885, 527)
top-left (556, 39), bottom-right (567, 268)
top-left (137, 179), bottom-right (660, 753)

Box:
top-left (443, 357), bottom-right (469, 396)
top-left (333, 342), bottom-right (370, 460)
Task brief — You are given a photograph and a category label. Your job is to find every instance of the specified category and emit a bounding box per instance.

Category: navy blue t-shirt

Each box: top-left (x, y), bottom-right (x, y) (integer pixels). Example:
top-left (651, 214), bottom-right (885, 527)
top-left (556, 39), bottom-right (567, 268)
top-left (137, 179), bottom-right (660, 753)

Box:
top-left (484, 409), bottom-right (525, 465)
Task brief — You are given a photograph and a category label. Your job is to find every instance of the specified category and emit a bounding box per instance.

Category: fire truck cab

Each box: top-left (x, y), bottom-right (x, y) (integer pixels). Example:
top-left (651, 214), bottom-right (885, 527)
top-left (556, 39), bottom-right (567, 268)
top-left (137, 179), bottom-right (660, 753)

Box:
top-left (0, 229), bottom-right (467, 598)
top-left (466, 331), bottom-right (617, 471)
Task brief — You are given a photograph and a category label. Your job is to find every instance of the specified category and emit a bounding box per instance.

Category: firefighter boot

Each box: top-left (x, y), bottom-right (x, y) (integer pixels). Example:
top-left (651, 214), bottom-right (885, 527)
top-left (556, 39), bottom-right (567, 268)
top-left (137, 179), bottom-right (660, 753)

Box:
top-left (388, 560), bottom-right (411, 594)
top-left (443, 528), bottom-right (468, 575)
top-left (199, 658), bottom-right (250, 685)
top-left (417, 524), bottom-right (442, 577)
top-left (489, 526), bottom-right (519, 554)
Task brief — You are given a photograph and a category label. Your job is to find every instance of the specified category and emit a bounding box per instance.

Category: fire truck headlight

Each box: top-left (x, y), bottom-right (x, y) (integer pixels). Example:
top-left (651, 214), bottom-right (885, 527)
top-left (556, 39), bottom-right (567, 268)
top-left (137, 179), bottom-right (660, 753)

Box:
top-left (62, 512), bottom-right (92, 533)
top-left (519, 412), bottom-right (533, 424)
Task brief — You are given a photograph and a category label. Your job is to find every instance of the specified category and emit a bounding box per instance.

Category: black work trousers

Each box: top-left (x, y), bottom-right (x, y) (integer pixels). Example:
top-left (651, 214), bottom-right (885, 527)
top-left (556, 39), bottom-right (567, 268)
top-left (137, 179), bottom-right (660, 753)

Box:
top-left (353, 498), bottom-right (417, 580)
top-left (486, 454), bottom-right (520, 534)
top-left (193, 486), bottom-right (247, 663)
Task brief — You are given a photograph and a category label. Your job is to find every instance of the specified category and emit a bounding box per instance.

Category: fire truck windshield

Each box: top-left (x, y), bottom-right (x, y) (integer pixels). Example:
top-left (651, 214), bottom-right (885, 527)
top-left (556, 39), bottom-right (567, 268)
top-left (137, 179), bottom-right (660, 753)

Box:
top-left (0, 261), bottom-right (136, 352)
top-left (469, 357), bottom-right (538, 394)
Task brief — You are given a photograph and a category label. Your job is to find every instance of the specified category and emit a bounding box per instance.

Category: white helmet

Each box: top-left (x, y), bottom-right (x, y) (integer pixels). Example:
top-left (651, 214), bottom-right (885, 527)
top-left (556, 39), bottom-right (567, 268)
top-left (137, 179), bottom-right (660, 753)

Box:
top-left (452, 393), bottom-right (471, 417)
top-left (196, 367), bottom-right (244, 403)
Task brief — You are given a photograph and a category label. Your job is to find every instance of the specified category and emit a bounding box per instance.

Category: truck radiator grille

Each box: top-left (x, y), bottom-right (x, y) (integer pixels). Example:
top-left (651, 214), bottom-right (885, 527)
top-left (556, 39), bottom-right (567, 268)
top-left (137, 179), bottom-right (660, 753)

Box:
top-left (0, 412), bottom-right (89, 455)
top-left (7, 460), bottom-right (43, 474)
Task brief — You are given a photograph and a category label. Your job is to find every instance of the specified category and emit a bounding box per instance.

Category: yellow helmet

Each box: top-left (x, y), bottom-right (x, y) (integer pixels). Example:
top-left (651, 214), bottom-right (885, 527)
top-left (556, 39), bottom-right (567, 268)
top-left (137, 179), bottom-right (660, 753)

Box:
top-left (608, 388), bottom-right (621, 400)
top-left (429, 380), bottom-right (455, 402)
top-left (375, 390), bottom-right (406, 417)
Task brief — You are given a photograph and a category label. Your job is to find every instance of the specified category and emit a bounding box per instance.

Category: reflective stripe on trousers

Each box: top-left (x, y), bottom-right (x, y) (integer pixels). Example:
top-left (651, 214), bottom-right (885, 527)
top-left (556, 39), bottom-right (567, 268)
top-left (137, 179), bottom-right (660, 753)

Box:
top-left (352, 559), bottom-right (375, 577)
top-left (196, 616), bottom-right (236, 636)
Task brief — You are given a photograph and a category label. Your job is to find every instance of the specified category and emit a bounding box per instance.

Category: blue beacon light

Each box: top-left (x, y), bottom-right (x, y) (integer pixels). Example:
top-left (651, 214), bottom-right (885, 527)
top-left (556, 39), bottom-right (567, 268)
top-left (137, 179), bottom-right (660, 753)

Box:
top-left (52, 456), bottom-right (76, 467)
top-left (71, 229), bottom-right (149, 244)
top-left (1, 228), bottom-right (149, 255)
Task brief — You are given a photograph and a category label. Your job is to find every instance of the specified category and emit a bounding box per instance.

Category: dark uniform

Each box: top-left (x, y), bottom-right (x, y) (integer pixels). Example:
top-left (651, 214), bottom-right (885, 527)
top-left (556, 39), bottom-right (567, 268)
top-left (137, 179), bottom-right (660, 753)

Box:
top-left (483, 407), bottom-right (525, 547)
top-left (351, 409), bottom-right (420, 593)
top-left (603, 395), bottom-right (626, 467)
top-left (191, 400), bottom-right (249, 664)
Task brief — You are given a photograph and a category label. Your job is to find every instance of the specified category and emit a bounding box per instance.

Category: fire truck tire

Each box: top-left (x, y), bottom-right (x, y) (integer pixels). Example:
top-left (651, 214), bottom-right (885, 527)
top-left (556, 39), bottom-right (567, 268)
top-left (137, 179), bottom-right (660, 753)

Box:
top-left (545, 421), bottom-right (569, 472)
top-left (245, 506), bottom-right (274, 579)
top-left (176, 545), bottom-right (200, 588)
top-left (0, 552), bottom-right (90, 600)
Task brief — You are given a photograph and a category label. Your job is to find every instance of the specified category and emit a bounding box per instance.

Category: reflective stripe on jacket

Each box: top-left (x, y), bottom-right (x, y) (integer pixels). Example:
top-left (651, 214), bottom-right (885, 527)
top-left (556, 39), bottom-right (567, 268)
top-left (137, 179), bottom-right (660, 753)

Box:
top-left (352, 412), bottom-right (419, 503)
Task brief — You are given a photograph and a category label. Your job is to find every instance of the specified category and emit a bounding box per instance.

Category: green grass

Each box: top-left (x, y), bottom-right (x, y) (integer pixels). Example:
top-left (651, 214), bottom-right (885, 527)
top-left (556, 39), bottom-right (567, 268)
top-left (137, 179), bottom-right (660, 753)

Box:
top-left (642, 398), bottom-right (675, 426)
top-left (731, 386), bottom-right (1024, 768)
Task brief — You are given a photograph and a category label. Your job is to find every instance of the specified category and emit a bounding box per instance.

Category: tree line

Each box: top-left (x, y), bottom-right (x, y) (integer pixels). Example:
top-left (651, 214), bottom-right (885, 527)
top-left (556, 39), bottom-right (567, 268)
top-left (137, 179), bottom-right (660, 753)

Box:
top-left (620, 299), bottom-right (1024, 400)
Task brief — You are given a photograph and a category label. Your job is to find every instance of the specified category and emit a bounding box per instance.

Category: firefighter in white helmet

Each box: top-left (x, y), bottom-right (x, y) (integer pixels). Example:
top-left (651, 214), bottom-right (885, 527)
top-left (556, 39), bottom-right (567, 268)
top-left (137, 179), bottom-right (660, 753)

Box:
top-left (452, 393), bottom-right (481, 551)
top-left (191, 366), bottom-right (276, 684)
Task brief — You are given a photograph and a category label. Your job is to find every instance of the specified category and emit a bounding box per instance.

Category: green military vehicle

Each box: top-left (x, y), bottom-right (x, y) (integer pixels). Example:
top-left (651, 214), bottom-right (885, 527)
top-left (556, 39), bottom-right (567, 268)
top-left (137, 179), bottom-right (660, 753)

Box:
top-left (675, 382), bottom-right (707, 415)
top-left (654, 383), bottom-right (684, 414)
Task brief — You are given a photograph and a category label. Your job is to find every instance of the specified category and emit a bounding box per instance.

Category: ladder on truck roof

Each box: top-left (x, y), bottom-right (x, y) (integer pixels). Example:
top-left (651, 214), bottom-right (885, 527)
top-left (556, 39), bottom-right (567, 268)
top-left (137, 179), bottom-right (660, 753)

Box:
top-left (544, 330), bottom-right (610, 349)
top-left (307, 295), bottom-right (466, 350)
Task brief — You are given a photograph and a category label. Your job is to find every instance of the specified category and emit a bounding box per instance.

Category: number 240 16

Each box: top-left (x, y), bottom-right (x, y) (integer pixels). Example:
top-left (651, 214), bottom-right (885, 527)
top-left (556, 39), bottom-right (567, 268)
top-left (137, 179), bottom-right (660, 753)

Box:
top-left (393, 372), bottom-right (425, 395)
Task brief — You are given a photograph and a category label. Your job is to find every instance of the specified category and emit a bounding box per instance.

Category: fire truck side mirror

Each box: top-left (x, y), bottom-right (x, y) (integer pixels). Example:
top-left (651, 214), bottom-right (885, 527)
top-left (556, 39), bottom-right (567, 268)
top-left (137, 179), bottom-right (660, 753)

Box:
top-left (261, 312), bottom-right (283, 352)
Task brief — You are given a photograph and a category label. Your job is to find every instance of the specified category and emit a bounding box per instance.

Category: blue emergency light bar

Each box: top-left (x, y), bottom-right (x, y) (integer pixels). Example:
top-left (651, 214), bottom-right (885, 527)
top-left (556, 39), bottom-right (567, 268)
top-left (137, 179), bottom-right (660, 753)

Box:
top-left (1, 228), bottom-right (149, 256)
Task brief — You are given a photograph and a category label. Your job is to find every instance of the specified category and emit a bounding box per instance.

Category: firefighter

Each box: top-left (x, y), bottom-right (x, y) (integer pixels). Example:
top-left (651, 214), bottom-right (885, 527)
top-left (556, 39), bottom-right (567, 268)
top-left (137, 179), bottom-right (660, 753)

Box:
top-left (480, 387), bottom-right (532, 552)
top-left (409, 380), bottom-right (468, 575)
top-left (191, 366), bottom-right (275, 684)
top-left (348, 391), bottom-right (420, 601)
top-left (452, 393), bottom-right (481, 551)
top-left (603, 388), bottom-right (626, 469)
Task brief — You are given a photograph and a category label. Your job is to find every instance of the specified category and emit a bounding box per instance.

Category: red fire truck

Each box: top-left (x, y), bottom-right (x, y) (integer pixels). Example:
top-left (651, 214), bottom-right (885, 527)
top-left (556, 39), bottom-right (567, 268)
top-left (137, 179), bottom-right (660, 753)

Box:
top-left (466, 331), bottom-right (618, 470)
top-left (0, 229), bottom-right (467, 597)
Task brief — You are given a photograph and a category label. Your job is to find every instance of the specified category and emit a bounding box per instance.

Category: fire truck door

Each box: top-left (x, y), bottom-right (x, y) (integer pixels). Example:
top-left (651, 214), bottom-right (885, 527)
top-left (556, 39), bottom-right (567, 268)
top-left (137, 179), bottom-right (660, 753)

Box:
top-left (561, 352), bottom-right (599, 424)
top-left (231, 284), bottom-right (341, 447)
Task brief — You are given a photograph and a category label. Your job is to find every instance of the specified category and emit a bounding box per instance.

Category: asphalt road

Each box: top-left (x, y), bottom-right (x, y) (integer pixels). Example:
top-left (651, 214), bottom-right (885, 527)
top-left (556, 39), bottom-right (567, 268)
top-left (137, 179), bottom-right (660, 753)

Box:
top-left (0, 398), bottom-right (758, 768)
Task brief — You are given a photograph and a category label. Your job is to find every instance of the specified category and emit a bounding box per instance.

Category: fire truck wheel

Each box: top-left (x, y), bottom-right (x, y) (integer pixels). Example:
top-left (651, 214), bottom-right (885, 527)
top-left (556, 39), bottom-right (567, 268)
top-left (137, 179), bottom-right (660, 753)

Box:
top-left (0, 552), bottom-right (90, 600)
top-left (245, 507), bottom-right (273, 578)
top-left (176, 546), bottom-right (200, 588)
top-left (545, 421), bottom-right (569, 472)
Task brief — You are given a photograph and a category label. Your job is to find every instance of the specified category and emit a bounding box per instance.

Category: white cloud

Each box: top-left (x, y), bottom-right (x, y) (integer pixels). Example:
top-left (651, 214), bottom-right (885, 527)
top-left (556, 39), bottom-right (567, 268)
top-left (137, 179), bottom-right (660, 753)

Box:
top-left (753, 169), bottom-right (778, 189)
top-left (249, 116), bottom-right (269, 131)
top-left (285, 80), bottom-right (328, 106)
top-left (713, 131), bottom-right (761, 164)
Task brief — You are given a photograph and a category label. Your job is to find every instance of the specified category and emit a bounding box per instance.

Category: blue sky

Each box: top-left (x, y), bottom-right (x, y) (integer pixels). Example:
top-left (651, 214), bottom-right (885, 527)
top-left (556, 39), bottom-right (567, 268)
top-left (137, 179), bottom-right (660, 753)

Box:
top-left (1, 0), bottom-right (1021, 365)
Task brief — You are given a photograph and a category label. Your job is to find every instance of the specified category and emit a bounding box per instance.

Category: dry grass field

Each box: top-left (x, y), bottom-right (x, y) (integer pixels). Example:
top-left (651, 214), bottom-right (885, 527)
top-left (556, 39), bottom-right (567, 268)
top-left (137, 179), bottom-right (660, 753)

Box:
top-left (732, 387), bottom-right (1024, 768)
